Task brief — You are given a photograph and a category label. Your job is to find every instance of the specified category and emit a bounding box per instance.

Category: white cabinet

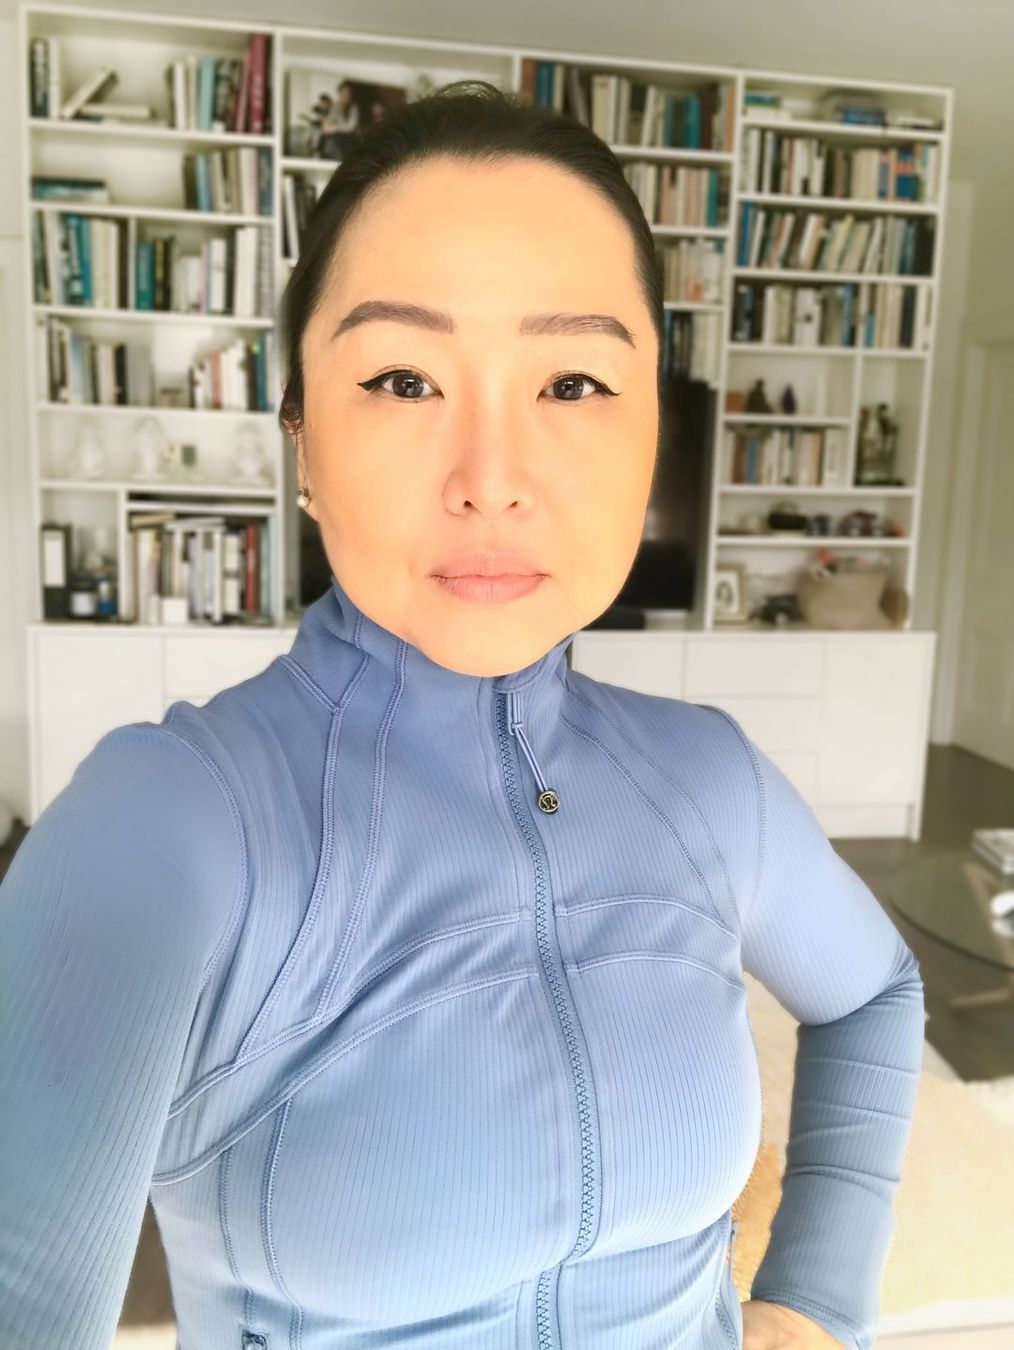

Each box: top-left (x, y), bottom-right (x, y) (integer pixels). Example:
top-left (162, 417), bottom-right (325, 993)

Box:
top-left (569, 628), bottom-right (936, 840)
top-left (29, 623), bottom-right (935, 839)
top-left (27, 624), bottom-right (295, 821)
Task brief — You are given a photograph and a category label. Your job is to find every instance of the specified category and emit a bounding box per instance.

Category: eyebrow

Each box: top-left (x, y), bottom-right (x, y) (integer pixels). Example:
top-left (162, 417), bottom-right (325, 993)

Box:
top-left (330, 299), bottom-right (636, 348)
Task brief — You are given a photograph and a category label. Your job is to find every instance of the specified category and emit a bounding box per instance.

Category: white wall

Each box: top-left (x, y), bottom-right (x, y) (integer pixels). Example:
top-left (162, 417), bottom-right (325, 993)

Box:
top-left (928, 168), bottom-right (1014, 747)
top-left (912, 179), bottom-right (973, 741)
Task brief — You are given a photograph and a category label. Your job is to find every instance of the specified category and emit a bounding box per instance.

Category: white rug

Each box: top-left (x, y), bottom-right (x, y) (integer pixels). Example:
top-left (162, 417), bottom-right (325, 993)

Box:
top-left (113, 1329), bottom-right (175, 1348)
top-left (962, 1074), bottom-right (1014, 1130)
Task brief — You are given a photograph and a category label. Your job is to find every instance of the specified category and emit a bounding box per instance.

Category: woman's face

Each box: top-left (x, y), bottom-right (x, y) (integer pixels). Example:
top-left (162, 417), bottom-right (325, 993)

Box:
top-left (293, 153), bottom-right (660, 678)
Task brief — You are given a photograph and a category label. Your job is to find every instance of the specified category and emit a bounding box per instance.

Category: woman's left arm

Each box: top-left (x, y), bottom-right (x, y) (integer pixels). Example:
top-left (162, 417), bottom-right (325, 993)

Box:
top-left (703, 707), bottom-right (925, 1350)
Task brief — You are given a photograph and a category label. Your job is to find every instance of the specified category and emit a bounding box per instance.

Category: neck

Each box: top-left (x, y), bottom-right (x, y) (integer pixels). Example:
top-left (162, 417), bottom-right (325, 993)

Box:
top-left (289, 571), bottom-right (578, 713)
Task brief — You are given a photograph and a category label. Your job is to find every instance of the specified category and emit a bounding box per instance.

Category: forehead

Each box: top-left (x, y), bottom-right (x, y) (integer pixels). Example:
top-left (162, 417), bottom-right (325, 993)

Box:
top-left (316, 155), bottom-right (642, 329)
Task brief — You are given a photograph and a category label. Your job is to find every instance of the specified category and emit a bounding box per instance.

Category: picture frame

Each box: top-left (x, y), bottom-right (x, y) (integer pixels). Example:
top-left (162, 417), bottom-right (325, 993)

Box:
top-left (712, 562), bottom-right (748, 623)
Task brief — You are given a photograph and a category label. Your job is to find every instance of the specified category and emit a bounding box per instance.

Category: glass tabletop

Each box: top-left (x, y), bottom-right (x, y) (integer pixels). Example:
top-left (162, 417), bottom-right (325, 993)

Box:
top-left (885, 849), bottom-right (1014, 973)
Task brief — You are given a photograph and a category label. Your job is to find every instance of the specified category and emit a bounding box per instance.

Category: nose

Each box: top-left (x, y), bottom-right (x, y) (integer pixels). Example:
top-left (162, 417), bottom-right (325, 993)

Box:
top-left (442, 386), bottom-right (536, 517)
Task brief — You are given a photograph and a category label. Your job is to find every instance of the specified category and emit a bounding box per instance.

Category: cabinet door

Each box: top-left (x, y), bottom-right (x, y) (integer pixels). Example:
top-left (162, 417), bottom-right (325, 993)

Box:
top-left (30, 631), bottom-right (164, 821)
top-left (569, 632), bottom-right (685, 699)
top-left (163, 632), bottom-right (294, 710)
top-left (819, 637), bottom-right (934, 804)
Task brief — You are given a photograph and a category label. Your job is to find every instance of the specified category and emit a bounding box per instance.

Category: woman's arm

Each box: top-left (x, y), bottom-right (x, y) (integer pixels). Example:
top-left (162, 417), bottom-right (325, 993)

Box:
top-left (705, 706), bottom-right (925, 1350)
top-left (0, 721), bottom-right (243, 1348)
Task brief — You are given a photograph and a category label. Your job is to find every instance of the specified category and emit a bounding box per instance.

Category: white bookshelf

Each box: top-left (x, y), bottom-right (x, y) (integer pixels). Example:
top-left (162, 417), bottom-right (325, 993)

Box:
top-left (706, 68), bottom-right (952, 629)
top-left (20, 4), bottom-right (287, 627)
top-left (19, 2), bottom-right (951, 636)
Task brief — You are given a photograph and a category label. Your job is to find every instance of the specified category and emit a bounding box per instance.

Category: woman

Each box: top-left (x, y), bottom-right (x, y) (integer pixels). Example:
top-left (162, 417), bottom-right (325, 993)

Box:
top-left (0, 82), bottom-right (924, 1349)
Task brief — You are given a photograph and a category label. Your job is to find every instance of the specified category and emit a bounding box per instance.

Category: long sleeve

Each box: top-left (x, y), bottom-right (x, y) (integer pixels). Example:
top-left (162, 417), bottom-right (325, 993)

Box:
top-left (711, 709), bottom-right (925, 1350)
top-left (0, 720), bottom-right (244, 1349)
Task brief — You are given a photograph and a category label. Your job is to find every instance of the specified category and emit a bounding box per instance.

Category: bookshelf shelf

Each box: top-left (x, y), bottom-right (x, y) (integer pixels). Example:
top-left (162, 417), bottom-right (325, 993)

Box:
top-left (37, 400), bottom-right (277, 417)
top-left (723, 413), bottom-right (851, 426)
top-left (28, 117), bottom-right (274, 149)
top-left (719, 483), bottom-right (915, 496)
top-left (19, 2), bottom-right (951, 637)
top-left (742, 114), bottom-right (944, 144)
top-left (41, 478), bottom-right (278, 499)
top-left (652, 224), bottom-right (729, 238)
top-left (716, 533), bottom-right (909, 547)
top-left (281, 156), bottom-right (338, 174)
top-left (34, 304), bottom-right (275, 328)
top-left (727, 342), bottom-right (928, 356)
top-left (31, 201), bottom-right (270, 225)
top-left (733, 267), bottom-right (934, 284)
top-left (609, 143), bottom-right (735, 165)
top-left (738, 191), bottom-right (938, 216)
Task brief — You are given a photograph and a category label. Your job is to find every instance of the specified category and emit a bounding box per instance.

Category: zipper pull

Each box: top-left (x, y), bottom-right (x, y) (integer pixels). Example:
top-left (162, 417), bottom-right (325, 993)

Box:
top-left (508, 690), bottom-right (559, 813)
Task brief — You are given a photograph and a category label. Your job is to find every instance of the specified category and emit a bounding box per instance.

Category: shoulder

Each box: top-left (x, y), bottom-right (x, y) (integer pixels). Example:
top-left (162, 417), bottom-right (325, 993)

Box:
top-left (564, 666), bottom-right (760, 791)
top-left (563, 670), bottom-right (763, 905)
top-left (42, 715), bottom-right (248, 989)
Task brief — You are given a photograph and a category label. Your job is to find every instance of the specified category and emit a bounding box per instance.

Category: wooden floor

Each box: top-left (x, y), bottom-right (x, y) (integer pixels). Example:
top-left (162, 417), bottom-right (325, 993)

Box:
top-left (2, 739), bottom-right (1012, 1327)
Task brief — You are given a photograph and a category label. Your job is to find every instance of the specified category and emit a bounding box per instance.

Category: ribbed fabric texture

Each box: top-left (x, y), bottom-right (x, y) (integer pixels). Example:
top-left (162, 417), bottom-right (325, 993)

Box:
top-left (0, 573), bottom-right (925, 1350)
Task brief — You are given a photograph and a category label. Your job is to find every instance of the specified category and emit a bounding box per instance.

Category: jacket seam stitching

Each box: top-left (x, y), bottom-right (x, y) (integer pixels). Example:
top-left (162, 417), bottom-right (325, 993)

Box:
top-left (278, 653), bottom-right (337, 711)
top-left (159, 714), bottom-right (250, 992)
top-left (556, 680), bottom-right (739, 930)
top-left (261, 1097), bottom-right (304, 1348)
top-left (696, 704), bottom-right (766, 929)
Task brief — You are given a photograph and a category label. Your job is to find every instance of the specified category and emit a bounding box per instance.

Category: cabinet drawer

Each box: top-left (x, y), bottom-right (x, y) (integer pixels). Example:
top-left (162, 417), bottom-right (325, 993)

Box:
top-left (684, 637), bottom-right (824, 698)
top-left (692, 695), bottom-right (823, 752)
top-left (164, 632), bottom-right (294, 700)
top-left (569, 631), bottom-right (685, 699)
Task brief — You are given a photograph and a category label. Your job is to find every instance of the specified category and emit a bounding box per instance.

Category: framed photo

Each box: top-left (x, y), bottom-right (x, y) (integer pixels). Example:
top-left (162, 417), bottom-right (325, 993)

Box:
top-left (712, 563), bottom-right (748, 623)
top-left (284, 71), bottom-right (408, 159)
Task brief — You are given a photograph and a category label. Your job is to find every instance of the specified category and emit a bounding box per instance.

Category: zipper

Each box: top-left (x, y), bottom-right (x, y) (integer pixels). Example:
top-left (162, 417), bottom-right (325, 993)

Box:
top-left (497, 687), bottom-right (596, 1348)
top-left (508, 687), bottom-right (560, 813)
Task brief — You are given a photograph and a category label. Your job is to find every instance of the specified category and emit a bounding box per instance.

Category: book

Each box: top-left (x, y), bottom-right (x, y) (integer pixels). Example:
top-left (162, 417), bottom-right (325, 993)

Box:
top-left (61, 66), bottom-right (117, 120)
top-left (971, 829), bottom-right (1014, 876)
top-left (78, 101), bottom-right (154, 121)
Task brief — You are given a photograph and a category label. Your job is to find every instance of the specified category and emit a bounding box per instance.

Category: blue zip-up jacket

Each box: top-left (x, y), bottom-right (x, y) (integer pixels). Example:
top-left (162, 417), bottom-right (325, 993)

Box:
top-left (0, 573), bottom-right (925, 1350)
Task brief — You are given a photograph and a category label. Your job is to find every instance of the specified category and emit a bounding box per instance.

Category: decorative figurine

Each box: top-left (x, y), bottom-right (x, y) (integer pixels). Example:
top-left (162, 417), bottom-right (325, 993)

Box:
top-left (68, 422), bottom-right (107, 480)
top-left (780, 383), bottom-right (797, 414)
top-left (855, 402), bottom-right (900, 485)
top-left (745, 378), bottom-right (773, 414)
top-left (232, 423), bottom-right (273, 486)
top-left (129, 416), bottom-right (170, 480)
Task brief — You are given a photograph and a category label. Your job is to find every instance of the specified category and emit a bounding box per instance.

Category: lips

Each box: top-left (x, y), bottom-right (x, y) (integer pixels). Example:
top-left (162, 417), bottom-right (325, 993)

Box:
top-left (433, 549), bottom-right (544, 579)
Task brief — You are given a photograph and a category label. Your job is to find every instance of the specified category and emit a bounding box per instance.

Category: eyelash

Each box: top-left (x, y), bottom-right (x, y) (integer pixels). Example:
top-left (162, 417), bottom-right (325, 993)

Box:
top-left (357, 369), bottom-right (618, 401)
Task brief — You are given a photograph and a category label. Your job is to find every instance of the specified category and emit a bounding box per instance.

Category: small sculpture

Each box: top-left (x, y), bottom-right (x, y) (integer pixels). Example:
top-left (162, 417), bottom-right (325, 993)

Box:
top-left (232, 424), bottom-right (272, 485)
top-left (780, 383), bottom-right (798, 414)
top-left (746, 378), bottom-right (773, 414)
top-left (129, 416), bottom-right (169, 480)
top-left (68, 422), bottom-right (107, 479)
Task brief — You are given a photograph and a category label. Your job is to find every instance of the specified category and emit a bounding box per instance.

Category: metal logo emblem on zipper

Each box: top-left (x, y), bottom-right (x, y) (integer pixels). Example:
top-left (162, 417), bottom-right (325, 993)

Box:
top-left (508, 688), bottom-right (559, 812)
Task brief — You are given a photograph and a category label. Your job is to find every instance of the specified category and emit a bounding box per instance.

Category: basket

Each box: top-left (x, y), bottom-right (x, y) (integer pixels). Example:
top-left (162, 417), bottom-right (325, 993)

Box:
top-left (796, 566), bottom-right (893, 629)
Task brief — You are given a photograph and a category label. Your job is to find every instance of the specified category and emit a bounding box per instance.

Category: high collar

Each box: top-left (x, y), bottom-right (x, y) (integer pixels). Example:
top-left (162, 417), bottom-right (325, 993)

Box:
top-left (288, 572), bottom-right (577, 713)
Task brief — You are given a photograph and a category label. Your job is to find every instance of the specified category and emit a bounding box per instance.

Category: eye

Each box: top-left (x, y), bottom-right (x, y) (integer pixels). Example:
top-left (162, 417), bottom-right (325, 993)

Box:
top-left (358, 369), bottom-right (436, 400)
top-left (544, 372), bottom-right (618, 401)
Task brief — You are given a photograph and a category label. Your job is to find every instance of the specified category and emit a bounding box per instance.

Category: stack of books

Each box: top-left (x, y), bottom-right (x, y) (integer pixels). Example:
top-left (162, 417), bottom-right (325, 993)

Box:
top-left (971, 828), bottom-right (1014, 876)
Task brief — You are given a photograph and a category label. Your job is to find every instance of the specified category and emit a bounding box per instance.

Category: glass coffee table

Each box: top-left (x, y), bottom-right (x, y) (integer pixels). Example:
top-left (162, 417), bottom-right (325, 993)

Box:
top-left (885, 849), bottom-right (1014, 1012)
